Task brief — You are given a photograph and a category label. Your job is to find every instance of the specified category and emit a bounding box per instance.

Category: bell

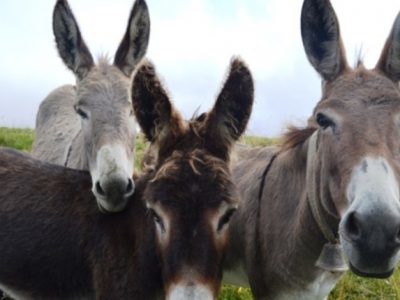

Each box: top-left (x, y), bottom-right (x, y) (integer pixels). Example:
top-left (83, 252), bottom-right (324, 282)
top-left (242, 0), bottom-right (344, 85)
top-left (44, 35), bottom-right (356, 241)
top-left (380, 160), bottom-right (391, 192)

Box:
top-left (315, 243), bottom-right (349, 272)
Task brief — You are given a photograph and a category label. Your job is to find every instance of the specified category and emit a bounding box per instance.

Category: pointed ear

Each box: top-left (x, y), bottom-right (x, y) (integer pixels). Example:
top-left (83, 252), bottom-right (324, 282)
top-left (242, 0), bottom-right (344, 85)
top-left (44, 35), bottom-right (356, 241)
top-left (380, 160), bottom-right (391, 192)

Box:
top-left (301, 0), bottom-right (348, 81)
top-left (53, 0), bottom-right (94, 80)
top-left (376, 13), bottom-right (400, 81)
top-left (131, 61), bottom-right (185, 147)
top-left (114, 0), bottom-right (150, 77)
top-left (204, 58), bottom-right (254, 160)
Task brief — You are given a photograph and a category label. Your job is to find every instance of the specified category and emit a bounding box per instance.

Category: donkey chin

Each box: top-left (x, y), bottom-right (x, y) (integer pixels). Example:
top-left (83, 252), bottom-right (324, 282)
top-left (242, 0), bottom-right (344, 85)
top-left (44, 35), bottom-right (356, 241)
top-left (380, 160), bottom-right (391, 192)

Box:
top-left (340, 234), bottom-right (400, 279)
top-left (167, 283), bottom-right (214, 300)
top-left (91, 144), bottom-right (135, 213)
top-left (93, 179), bottom-right (133, 214)
top-left (339, 156), bottom-right (400, 278)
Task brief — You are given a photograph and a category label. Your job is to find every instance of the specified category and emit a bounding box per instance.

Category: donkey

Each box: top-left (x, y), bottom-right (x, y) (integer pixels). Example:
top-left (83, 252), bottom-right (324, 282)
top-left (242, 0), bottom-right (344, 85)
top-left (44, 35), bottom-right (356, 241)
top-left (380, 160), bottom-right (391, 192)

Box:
top-left (223, 0), bottom-right (400, 299)
top-left (0, 58), bottom-right (254, 300)
top-left (31, 0), bottom-right (150, 213)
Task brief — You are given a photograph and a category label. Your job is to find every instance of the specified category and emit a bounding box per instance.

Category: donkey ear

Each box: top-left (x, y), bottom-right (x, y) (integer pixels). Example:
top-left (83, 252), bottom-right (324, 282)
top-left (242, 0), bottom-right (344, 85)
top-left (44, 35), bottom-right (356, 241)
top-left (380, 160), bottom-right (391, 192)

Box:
top-left (53, 0), bottom-right (94, 80)
top-left (376, 13), bottom-right (400, 81)
top-left (114, 0), bottom-right (150, 77)
top-left (204, 58), bottom-right (254, 160)
top-left (131, 61), bottom-right (185, 145)
top-left (301, 0), bottom-right (348, 81)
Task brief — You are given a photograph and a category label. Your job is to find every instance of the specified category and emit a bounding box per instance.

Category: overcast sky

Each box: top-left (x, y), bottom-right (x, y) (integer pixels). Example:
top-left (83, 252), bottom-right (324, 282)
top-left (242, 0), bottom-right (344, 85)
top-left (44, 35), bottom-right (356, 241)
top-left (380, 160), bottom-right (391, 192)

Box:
top-left (0, 0), bottom-right (399, 137)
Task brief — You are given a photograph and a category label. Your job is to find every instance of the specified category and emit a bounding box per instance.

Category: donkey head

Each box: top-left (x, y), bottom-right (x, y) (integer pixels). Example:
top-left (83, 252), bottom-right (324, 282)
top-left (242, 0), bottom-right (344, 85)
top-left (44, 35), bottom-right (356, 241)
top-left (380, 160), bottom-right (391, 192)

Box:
top-left (302, 0), bottom-right (400, 278)
top-left (53, 0), bottom-right (150, 212)
top-left (131, 59), bottom-right (253, 299)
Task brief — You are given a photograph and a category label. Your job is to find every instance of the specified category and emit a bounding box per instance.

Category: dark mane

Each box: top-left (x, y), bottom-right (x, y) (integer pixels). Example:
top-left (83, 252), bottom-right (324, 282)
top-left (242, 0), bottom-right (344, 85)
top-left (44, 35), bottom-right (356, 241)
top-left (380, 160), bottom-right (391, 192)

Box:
top-left (355, 59), bottom-right (364, 69)
top-left (280, 125), bottom-right (317, 151)
top-left (193, 112), bottom-right (207, 123)
top-left (354, 49), bottom-right (365, 69)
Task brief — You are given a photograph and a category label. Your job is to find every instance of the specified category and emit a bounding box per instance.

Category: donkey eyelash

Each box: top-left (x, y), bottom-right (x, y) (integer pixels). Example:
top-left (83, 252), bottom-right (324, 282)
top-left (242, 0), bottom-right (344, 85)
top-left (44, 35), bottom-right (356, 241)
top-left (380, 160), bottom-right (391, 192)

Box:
top-left (74, 105), bottom-right (89, 119)
top-left (217, 208), bottom-right (237, 232)
top-left (149, 208), bottom-right (165, 233)
top-left (316, 112), bottom-right (334, 130)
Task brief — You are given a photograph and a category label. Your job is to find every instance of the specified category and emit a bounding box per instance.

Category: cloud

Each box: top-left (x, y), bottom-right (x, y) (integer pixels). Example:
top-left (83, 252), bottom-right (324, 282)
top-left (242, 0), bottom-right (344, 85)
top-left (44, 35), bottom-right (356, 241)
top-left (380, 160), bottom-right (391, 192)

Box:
top-left (0, 0), bottom-right (399, 136)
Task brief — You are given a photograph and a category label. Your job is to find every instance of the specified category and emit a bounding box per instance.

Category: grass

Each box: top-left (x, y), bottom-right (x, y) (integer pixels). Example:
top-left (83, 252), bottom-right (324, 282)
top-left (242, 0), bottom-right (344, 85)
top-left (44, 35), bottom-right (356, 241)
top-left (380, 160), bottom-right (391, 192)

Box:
top-left (241, 135), bottom-right (278, 147)
top-left (0, 127), bottom-right (34, 152)
top-left (327, 270), bottom-right (400, 300)
top-left (1, 127), bottom-right (400, 299)
top-left (133, 133), bottom-right (149, 172)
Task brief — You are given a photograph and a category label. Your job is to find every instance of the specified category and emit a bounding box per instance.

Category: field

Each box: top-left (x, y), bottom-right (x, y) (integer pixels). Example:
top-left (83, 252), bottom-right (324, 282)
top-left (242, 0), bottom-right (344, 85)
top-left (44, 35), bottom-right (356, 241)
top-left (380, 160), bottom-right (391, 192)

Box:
top-left (0, 127), bottom-right (399, 299)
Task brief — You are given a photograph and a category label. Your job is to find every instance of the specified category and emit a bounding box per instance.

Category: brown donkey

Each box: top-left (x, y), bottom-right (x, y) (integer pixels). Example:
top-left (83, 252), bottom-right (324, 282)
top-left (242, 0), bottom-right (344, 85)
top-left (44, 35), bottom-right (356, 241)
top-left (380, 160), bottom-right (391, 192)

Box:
top-left (223, 0), bottom-right (400, 299)
top-left (0, 59), bottom-right (254, 300)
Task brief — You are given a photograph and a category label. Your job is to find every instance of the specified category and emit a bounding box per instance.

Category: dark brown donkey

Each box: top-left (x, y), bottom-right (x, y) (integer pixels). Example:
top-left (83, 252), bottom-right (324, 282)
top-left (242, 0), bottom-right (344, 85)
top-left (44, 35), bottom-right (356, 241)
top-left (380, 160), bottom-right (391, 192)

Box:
top-left (223, 0), bottom-right (400, 299)
top-left (0, 58), bottom-right (254, 300)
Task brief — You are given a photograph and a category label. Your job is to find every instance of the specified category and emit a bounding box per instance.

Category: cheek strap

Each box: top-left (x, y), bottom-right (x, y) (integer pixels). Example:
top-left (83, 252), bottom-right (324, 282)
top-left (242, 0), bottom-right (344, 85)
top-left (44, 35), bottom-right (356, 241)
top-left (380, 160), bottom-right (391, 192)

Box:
top-left (306, 131), bottom-right (348, 272)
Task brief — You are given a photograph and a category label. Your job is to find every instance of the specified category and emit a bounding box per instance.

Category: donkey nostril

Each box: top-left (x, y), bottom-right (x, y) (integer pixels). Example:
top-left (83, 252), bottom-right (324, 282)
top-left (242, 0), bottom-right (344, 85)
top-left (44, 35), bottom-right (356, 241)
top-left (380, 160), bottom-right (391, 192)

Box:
top-left (345, 212), bottom-right (361, 240)
top-left (396, 229), bottom-right (400, 244)
top-left (125, 179), bottom-right (134, 194)
top-left (95, 181), bottom-right (105, 196)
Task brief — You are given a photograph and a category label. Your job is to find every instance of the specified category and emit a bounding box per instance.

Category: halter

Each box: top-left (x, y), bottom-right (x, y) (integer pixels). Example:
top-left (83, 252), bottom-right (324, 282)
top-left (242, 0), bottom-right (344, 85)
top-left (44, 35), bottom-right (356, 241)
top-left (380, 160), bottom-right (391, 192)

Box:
top-left (306, 131), bottom-right (348, 272)
top-left (258, 153), bottom-right (278, 201)
top-left (64, 129), bottom-right (81, 167)
top-left (254, 151), bottom-right (278, 292)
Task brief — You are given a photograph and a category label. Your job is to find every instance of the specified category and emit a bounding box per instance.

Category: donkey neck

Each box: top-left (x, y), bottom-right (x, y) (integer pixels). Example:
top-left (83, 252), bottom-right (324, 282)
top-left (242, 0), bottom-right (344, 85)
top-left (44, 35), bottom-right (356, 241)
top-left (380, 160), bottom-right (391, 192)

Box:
top-left (65, 129), bottom-right (88, 170)
top-left (260, 144), bottom-right (328, 286)
top-left (227, 139), bottom-right (342, 298)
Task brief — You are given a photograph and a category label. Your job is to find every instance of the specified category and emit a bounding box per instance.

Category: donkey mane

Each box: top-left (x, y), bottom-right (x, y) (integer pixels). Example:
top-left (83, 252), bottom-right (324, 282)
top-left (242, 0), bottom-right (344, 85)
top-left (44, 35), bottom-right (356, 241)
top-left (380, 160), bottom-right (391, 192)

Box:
top-left (96, 54), bottom-right (111, 64)
top-left (355, 58), bottom-right (364, 69)
top-left (81, 54), bottom-right (120, 79)
top-left (92, 55), bottom-right (127, 79)
top-left (280, 125), bottom-right (317, 151)
top-left (141, 116), bottom-right (232, 177)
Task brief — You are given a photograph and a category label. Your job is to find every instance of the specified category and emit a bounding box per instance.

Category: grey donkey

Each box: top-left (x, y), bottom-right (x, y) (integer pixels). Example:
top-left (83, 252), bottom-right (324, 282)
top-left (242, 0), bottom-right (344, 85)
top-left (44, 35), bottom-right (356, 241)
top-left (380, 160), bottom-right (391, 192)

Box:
top-left (31, 0), bottom-right (150, 213)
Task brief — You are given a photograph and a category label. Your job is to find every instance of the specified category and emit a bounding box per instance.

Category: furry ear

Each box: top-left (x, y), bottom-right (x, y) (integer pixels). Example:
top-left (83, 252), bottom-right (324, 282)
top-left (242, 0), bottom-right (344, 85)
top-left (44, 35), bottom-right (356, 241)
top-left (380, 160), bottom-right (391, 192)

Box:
top-left (301, 0), bottom-right (348, 81)
top-left (204, 58), bottom-right (254, 160)
top-left (114, 0), bottom-right (150, 77)
top-left (131, 61), bottom-right (185, 149)
top-left (376, 12), bottom-right (400, 82)
top-left (53, 0), bottom-right (94, 80)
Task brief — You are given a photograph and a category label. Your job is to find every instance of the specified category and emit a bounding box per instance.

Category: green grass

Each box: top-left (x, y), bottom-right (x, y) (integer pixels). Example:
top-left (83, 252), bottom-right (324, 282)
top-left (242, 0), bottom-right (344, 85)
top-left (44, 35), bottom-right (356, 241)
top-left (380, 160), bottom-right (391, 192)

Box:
top-left (1, 127), bottom-right (400, 299)
top-left (219, 286), bottom-right (253, 300)
top-left (241, 135), bottom-right (278, 147)
top-left (134, 134), bottom-right (149, 172)
top-left (0, 127), bottom-right (34, 151)
top-left (327, 270), bottom-right (400, 300)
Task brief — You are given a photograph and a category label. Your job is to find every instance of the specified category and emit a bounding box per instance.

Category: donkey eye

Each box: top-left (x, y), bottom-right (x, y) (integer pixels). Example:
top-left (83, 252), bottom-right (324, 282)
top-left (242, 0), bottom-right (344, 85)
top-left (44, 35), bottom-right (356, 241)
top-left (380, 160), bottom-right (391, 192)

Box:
top-left (316, 112), bottom-right (334, 129)
top-left (217, 208), bottom-right (237, 232)
top-left (74, 105), bottom-right (89, 119)
top-left (149, 209), bottom-right (165, 233)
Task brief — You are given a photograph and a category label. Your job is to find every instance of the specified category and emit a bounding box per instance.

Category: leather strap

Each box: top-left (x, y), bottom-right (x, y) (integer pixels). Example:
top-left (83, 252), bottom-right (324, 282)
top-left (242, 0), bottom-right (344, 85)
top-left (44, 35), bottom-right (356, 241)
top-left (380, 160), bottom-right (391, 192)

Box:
top-left (306, 132), bottom-right (338, 244)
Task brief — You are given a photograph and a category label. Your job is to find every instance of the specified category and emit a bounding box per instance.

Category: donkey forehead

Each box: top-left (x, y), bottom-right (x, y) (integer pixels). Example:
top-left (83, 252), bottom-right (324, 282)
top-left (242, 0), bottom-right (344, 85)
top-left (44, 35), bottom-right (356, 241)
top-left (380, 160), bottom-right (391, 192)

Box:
top-left (149, 174), bottom-right (236, 207)
top-left (322, 68), bottom-right (400, 105)
top-left (76, 66), bottom-right (131, 106)
top-left (147, 155), bottom-right (236, 208)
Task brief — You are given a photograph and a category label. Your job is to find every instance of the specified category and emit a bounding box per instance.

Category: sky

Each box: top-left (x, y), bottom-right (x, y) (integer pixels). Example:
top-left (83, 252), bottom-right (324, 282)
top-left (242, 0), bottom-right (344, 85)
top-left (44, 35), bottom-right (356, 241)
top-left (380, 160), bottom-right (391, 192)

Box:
top-left (0, 0), bottom-right (399, 137)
